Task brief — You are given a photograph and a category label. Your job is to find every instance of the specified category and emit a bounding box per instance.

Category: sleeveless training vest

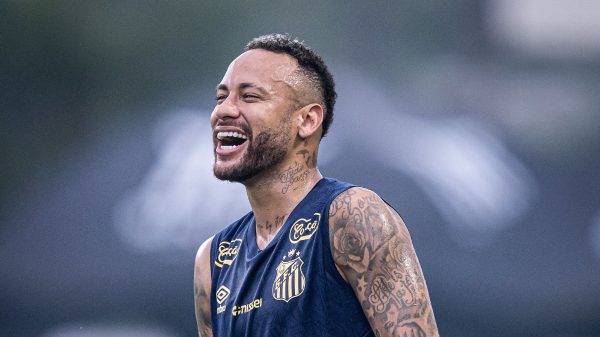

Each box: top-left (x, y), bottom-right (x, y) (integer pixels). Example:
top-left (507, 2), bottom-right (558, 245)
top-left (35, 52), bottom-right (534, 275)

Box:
top-left (209, 178), bottom-right (374, 337)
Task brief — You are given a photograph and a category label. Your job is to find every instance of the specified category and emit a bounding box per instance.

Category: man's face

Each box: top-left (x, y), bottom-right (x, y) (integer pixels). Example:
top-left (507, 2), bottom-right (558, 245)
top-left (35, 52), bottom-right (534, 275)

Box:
top-left (210, 49), bottom-right (299, 182)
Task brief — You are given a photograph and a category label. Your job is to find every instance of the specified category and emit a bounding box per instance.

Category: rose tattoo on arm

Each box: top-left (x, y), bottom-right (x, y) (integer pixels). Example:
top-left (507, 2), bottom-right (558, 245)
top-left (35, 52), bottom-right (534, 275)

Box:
top-left (329, 188), bottom-right (439, 337)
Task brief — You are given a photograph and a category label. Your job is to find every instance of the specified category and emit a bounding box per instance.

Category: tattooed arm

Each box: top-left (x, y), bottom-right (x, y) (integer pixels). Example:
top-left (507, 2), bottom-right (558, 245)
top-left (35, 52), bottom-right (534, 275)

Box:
top-left (194, 237), bottom-right (214, 337)
top-left (329, 188), bottom-right (439, 337)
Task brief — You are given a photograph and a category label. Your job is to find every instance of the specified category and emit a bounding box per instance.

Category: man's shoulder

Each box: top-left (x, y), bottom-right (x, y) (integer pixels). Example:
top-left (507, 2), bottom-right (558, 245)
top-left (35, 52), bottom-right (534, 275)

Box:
top-left (328, 186), bottom-right (399, 222)
top-left (333, 185), bottom-right (377, 198)
top-left (324, 177), bottom-right (375, 202)
top-left (321, 178), bottom-right (386, 212)
top-left (319, 177), bottom-right (356, 199)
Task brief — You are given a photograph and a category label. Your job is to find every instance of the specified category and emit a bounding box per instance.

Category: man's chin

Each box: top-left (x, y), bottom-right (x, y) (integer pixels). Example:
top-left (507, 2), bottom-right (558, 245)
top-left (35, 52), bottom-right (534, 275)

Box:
top-left (213, 173), bottom-right (246, 183)
top-left (213, 164), bottom-right (255, 183)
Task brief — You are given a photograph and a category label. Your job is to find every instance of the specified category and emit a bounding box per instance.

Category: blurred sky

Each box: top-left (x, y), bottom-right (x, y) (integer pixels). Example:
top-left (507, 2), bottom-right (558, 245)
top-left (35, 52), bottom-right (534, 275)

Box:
top-left (1, 1), bottom-right (600, 336)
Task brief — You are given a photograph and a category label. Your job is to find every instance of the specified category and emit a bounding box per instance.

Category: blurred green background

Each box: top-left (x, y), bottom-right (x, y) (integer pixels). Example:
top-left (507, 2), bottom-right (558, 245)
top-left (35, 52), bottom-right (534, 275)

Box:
top-left (2, 1), bottom-right (600, 336)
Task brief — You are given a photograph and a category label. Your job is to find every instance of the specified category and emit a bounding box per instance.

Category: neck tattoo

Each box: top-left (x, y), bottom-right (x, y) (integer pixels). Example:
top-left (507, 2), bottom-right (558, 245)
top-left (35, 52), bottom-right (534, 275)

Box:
top-left (257, 215), bottom-right (286, 235)
top-left (279, 161), bottom-right (309, 194)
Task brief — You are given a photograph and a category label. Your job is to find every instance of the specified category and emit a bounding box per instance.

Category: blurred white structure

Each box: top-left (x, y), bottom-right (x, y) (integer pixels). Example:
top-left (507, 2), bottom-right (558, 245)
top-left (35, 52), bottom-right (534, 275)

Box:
top-left (334, 68), bottom-right (538, 247)
top-left (113, 110), bottom-right (249, 252)
top-left (486, 0), bottom-right (600, 58)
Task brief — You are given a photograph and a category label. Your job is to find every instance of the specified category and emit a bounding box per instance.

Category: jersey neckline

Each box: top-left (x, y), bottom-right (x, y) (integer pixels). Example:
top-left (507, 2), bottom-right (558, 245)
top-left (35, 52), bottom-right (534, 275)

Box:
top-left (245, 178), bottom-right (328, 257)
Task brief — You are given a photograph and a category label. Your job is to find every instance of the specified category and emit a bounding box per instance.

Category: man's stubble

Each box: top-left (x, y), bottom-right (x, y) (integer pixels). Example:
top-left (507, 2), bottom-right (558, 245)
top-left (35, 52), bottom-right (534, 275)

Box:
top-left (213, 113), bottom-right (293, 183)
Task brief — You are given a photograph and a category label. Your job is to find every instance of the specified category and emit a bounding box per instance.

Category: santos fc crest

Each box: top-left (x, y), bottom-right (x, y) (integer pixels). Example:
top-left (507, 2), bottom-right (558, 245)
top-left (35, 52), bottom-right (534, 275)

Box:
top-left (272, 249), bottom-right (306, 302)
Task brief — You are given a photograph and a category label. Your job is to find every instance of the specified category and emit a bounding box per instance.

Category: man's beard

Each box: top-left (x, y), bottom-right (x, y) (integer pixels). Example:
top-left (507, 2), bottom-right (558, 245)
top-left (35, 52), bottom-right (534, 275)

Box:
top-left (213, 116), bottom-right (292, 182)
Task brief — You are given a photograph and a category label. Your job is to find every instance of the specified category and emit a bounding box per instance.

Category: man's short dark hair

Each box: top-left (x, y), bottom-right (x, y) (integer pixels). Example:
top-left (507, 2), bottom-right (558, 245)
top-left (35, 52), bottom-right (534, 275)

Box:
top-left (245, 33), bottom-right (336, 138)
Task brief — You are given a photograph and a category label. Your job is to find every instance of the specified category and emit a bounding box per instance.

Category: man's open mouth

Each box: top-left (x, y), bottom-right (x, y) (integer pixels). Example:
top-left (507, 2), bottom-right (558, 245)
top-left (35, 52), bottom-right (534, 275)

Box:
top-left (216, 131), bottom-right (248, 150)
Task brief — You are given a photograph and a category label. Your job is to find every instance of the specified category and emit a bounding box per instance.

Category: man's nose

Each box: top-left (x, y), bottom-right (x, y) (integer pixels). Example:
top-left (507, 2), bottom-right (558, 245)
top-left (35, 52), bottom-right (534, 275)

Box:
top-left (212, 96), bottom-right (241, 121)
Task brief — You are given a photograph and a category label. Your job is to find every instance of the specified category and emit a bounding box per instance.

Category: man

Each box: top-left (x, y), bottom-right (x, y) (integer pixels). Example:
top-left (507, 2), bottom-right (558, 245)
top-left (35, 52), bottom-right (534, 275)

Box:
top-left (194, 33), bottom-right (439, 337)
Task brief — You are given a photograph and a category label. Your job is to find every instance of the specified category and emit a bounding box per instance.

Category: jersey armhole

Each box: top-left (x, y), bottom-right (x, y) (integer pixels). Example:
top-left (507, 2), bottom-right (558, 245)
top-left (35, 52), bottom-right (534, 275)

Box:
top-left (322, 185), bottom-right (355, 286)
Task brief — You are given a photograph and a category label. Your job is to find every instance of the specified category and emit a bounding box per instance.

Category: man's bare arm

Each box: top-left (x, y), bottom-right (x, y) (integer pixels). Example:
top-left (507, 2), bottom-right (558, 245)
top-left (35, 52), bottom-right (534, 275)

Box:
top-left (329, 188), bottom-right (439, 337)
top-left (194, 237), bottom-right (214, 337)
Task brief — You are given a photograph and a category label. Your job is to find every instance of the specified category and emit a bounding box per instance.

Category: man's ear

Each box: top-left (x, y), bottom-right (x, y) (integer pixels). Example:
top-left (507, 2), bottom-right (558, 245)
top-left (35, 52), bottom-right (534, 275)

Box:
top-left (297, 103), bottom-right (324, 139)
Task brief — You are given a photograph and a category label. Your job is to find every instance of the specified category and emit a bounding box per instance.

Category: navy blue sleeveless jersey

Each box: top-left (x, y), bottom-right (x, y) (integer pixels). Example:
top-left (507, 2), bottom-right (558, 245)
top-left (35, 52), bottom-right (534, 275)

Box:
top-left (209, 178), bottom-right (375, 337)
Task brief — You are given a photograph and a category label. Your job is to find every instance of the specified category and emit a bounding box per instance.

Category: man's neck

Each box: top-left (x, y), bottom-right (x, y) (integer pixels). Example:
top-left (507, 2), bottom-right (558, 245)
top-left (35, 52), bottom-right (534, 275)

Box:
top-left (243, 154), bottom-right (322, 249)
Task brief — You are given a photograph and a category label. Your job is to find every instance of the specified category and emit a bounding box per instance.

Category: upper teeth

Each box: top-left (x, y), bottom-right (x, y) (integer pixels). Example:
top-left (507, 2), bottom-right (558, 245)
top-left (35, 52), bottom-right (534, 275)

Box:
top-left (217, 131), bottom-right (247, 140)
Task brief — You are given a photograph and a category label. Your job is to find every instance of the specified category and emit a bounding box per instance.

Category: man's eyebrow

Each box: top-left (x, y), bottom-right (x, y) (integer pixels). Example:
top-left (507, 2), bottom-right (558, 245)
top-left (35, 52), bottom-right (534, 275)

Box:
top-left (216, 82), bottom-right (270, 96)
top-left (239, 82), bottom-right (269, 96)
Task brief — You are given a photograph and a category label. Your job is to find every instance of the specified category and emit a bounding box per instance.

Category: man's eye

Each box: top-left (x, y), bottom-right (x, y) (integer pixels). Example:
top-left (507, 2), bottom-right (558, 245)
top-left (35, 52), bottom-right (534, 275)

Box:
top-left (243, 94), bottom-right (259, 100)
top-left (215, 95), bottom-right (227, 103)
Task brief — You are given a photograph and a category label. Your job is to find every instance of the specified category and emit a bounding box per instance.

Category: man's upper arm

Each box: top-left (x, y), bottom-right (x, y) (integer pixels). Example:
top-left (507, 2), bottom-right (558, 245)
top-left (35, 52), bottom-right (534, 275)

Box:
top-left (194, 236), bottom-right (214, 337)
top-left (329, 187), bottom-right (439, 337)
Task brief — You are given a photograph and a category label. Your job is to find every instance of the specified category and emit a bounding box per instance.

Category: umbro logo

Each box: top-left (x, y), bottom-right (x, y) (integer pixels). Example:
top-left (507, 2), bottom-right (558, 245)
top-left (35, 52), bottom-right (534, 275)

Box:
top-left (216, 285), bottom-right (230, 304)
